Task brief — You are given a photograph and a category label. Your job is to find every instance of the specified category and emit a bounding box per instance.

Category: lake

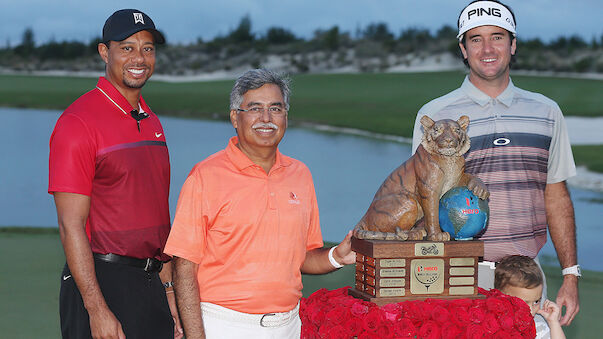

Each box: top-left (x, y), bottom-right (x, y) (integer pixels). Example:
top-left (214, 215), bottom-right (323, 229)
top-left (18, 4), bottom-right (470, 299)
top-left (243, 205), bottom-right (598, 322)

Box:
top-left (1, 107), bottom-right (601, 271)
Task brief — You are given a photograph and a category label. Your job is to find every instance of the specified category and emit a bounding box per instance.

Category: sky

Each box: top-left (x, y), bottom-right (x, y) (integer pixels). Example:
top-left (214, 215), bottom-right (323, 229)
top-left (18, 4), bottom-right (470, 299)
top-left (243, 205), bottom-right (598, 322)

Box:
top-left (2, 0), bottom-right (602, 47)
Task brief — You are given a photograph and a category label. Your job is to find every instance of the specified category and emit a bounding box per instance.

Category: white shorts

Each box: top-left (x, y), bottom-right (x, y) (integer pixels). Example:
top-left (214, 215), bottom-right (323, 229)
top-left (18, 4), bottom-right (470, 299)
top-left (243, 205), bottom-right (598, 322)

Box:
top-left (200, 302), bottom-right (301, 339)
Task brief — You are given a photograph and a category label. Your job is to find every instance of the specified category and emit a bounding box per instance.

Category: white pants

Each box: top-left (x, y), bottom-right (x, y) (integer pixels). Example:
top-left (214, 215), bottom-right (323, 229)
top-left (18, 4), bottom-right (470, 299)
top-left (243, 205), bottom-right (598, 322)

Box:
top-left (200, 302), bottom-right (301, 339)
top-left (478, 256), bottom-right (548, 302)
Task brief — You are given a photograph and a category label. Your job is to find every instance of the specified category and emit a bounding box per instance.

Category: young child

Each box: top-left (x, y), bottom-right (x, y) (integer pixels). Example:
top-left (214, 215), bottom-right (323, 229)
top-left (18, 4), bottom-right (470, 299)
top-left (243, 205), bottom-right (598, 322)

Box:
top-left (495, 255), bottom-right (566, 339)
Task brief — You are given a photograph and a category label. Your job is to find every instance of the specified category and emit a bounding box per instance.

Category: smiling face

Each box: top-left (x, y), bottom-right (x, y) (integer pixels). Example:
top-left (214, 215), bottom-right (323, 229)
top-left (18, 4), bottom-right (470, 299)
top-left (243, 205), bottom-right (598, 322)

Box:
top-left (459, 25), bottom-right (516, 85)
top-left (230, 83), bottom-right (288, 157)
top-left (98, 30), bottom-right (156, 98)
top-left (502, 284), bottom-right (543, 317)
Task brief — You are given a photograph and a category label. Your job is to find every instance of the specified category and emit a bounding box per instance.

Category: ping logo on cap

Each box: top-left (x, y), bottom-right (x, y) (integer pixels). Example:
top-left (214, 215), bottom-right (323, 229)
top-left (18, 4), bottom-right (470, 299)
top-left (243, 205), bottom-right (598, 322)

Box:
top-left (467, 7), bottom-right (501, 20)
top-left (133, 13), bottom-right (145, 24)
top-left (457, 1), bottom-right (516, 40)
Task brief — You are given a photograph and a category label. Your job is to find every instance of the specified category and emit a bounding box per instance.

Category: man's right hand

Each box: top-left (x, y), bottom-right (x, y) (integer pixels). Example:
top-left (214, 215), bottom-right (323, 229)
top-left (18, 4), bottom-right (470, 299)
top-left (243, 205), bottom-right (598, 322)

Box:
top-left (89, 306), bottom-right (126, 339)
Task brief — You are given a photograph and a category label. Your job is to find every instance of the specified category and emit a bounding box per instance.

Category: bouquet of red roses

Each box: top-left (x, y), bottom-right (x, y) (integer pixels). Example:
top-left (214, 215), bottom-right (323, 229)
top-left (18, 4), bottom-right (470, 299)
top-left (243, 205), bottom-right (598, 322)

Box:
top-left (300, 287), bottom-right (535, 339)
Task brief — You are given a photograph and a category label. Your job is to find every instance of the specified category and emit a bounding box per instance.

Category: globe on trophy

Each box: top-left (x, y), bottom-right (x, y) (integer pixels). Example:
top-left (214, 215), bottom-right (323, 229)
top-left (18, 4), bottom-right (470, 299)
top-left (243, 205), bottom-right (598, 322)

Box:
top-left (438, 186), bottom-right (489, 240)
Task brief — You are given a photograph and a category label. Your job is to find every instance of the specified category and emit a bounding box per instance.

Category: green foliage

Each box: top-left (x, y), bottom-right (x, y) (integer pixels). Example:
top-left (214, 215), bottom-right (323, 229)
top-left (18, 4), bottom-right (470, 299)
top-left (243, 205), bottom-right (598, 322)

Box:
top-left (314, 26), bottom-right (341, 51)
top-left (14, 27), bottom-right (35, 57)
top-left (265, 27), bottom-right (297, 44)
top-left (228, 14), bottom-right (254, 43)
top-left (363, 22), bottom-right (394, 42)
top-left (572, 145), bottom-right (603, 173)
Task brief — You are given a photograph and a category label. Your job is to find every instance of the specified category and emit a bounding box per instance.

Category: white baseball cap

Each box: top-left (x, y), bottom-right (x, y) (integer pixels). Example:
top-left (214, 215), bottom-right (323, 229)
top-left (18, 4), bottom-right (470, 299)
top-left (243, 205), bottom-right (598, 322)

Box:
top-left (457, 1), bottom-right (516, 41)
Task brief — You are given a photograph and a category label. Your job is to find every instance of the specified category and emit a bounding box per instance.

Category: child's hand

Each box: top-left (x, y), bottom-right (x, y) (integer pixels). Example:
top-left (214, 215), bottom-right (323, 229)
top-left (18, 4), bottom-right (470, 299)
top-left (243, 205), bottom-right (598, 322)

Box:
top-left (537, 299), bottom-right (561, 324)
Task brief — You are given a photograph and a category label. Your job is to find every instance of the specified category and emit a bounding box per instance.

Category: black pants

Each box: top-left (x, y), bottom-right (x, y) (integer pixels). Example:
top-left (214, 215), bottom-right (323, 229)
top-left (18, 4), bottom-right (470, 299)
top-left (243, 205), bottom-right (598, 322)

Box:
top-left (59, 258), bottom-right (174, 339)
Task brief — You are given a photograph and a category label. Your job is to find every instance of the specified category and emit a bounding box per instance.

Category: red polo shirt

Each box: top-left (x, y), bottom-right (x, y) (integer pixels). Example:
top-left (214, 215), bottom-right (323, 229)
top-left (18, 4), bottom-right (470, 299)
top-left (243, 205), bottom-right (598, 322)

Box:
top-left (49, 77), bottom-right (171, 261)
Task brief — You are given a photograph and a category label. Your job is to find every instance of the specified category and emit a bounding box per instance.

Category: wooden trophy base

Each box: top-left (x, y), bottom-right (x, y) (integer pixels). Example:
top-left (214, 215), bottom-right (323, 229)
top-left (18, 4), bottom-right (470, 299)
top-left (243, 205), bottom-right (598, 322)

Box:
top-left (349, 237), bottom-right (484, 306)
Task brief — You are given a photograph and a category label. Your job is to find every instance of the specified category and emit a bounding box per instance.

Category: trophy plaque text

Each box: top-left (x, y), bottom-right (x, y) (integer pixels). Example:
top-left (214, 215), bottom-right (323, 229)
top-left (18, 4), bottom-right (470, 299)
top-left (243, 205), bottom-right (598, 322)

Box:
top-left (349, 237), bottom-right (483, 305)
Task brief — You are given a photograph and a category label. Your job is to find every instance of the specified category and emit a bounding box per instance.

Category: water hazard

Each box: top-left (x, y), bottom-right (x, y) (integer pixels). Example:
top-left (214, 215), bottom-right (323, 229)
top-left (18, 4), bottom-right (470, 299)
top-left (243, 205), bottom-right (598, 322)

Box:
top-left (1, 107), bottom-right (601, 271)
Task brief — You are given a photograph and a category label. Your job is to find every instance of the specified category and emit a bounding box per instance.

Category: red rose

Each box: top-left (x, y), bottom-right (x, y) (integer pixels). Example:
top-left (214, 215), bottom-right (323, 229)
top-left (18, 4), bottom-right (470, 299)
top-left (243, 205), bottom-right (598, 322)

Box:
top-left (452, 306), bottom-right (470, 326)
top-left (431, 305), bottom-right (451, 324)
top-left (440, 322), bottom-right (462, 339)
top-left (483, 313), bottom-right (501, 334)
top-left (452, 298), bottom-right (474, 309)
top-left (508, 295), bottom-right (528, 312)
top-left (394, 317), bottom-right (417, 338)
top-left (498, 314), bottom-right (515, 331)
top-left (418, 320), bottom-right (441, 339)
top-left (376, 324), bottom-right (394, 339)
top-left (310, 306), bottom-right (326, 325)
top-left (318, 323), bottom-right (335, 338)
top-left (325, 306), bottom-right (349, 324)
top-left (357, 331), bottom-right (381, 339)
top-left (351, 302), bottom-right (370, 318)
top-left (466, 323), bottom-right (487, 339)
top-left (381, 303), bottom-right (402, 321)
top-left (301, 323), bottom-right (319, 339)
top-left (344, 317), bottom-right (362, 336)
top-left (469, 306), bottom-right (486, 324)
top-left (325, 325), bottom-right (351, 339)
top-left (492, 331), bottom-right (514, 339)
top-left (362, 307), bottom-right (383, 332)
top-left (513, 309), bottom-right (533, 332)
top-left (520, 318), bottom-right (536, 339)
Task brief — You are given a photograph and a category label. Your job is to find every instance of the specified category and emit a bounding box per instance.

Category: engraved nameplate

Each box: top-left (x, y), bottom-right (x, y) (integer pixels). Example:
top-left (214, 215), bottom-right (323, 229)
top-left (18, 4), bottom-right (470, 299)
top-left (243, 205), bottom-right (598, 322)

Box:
top-left (378, 288), bottom-right (405, 297)
top-left (449, 286), bottom-right (475, 295)
top-left (379, 278), bottom-right (406, 287)
top-left (450, 267), bottom-right (475, 276)
top-left (380, 258), bottom-right (406, 267)
top-left (449, 277), bottom-right (474, 286)
top-left (380, 268), bottom-right (406, 277)
top-left (450, 258), bottom-right (475, 266)
top-left (415, 243), bottom-right (444, 256)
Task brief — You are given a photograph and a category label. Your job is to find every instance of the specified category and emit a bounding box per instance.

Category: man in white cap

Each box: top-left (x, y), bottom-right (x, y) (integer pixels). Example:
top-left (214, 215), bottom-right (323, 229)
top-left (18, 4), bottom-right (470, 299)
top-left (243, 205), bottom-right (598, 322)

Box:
top-left (411, 0), bottom-right (579, 326)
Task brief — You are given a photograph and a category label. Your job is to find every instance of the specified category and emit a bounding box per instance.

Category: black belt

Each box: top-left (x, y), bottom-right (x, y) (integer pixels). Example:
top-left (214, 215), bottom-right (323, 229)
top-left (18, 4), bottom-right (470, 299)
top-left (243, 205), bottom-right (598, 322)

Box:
top-left (93, 253), bottom-right (163, 272)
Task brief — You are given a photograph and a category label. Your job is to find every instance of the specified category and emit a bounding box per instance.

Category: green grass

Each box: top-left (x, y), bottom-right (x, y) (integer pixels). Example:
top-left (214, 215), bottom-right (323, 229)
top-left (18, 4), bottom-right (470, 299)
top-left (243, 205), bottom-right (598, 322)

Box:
top-left (572, 145), bottom-right (603, 173)
top-left (1, 230), bottom-right (601, 338)
top-left (1, 72), bottom-right (602, 172)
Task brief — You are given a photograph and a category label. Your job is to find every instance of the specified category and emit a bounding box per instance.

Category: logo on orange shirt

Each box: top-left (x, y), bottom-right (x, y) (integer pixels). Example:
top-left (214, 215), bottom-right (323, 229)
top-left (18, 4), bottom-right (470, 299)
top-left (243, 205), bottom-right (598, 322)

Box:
top-left (288, 192), bottom-right (300, 205)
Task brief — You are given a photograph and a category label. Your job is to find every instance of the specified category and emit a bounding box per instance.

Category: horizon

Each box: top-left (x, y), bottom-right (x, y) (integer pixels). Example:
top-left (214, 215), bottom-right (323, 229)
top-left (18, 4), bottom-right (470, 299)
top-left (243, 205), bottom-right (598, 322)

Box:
top-left (2, 0), bottom-right (602, 47)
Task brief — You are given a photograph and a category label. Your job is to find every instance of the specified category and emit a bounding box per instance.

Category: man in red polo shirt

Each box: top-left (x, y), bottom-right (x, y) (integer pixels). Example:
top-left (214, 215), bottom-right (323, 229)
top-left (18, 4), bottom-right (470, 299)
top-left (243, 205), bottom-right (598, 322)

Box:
top-left (49, 9), bottom-right (182, 339)
top-left (165, 69), bottom-right (356, 338)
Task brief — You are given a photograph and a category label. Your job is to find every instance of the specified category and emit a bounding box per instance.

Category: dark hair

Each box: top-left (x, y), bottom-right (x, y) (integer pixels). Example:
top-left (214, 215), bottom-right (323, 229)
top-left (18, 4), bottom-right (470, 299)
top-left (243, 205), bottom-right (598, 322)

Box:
top-left (494, 255), bottom-right (543, 290)
top-left (457, 0), bottom-right (517, 67)
top-left (230, 69), bottom-right (291, 110)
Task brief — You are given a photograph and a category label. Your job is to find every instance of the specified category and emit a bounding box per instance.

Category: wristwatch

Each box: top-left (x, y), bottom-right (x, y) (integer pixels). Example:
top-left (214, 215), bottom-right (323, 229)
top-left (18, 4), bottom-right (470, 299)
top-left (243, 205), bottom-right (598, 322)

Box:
top-left (561, 265), bottom-right (581, 278)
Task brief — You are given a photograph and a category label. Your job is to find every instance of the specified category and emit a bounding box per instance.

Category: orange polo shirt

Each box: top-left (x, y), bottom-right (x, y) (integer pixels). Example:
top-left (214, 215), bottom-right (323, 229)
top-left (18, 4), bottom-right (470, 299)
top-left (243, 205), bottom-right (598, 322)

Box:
top-left (164, 137), bottom-right (324, 314)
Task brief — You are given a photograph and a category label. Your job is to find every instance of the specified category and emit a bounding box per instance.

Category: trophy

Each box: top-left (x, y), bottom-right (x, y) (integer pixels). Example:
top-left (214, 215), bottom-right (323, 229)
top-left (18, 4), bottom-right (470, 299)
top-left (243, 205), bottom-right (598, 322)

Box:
top-left (349, 116), bottom-right (489, 305)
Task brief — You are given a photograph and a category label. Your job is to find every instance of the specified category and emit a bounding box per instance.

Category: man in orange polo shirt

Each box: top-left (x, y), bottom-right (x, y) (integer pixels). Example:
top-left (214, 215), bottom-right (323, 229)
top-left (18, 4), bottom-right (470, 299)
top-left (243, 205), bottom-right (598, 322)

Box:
top-left (164, 69), bottom-right (355, 338)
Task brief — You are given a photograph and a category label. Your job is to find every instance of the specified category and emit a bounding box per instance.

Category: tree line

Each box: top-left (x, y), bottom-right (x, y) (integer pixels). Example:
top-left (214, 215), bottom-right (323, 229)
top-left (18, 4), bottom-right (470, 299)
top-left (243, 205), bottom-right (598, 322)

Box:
top-left (2, 16), bottom-right (602, 73)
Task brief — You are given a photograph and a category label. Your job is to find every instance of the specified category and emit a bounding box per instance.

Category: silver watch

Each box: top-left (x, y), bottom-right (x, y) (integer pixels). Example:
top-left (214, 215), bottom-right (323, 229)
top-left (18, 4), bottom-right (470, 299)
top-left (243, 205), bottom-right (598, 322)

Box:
top-left (561, 265), bottom-right (581, 277)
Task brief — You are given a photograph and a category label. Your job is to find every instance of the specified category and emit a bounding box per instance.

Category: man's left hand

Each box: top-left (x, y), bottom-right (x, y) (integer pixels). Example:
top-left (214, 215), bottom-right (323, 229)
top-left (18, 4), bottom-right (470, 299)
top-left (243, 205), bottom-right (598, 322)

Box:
top-left (167, 291), bottom-right (184, 339)
top-left (334, 230), bottom-right (356, 265)
top-left (556, 275), bottom-right (579, 326)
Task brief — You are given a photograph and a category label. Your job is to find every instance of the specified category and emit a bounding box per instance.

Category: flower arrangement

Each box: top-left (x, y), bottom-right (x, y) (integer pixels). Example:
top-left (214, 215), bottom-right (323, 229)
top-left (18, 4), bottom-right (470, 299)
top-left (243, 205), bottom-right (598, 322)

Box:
top-left (300, 287), bottom-right (536, 339)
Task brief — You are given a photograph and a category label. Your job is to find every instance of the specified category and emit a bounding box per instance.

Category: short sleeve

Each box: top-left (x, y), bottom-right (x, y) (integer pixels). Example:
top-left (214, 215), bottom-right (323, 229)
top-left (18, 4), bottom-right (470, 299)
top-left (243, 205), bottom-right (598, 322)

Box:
top-left (48, 113), bottom-right (96, 195)
top-left (305, 178), bottom-right (324, 251)
top-left (164, 171), bottom-right (207, 263)
top-left (547, 108), bottom-right (576, 184)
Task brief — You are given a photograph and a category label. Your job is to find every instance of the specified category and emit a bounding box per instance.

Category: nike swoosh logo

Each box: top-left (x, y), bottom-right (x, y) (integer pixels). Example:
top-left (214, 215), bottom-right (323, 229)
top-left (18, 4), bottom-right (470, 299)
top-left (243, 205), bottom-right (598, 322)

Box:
top-left (155, 132), bottom-right (163, 138)
top-left (63, 275), bottom-right (72, 281)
